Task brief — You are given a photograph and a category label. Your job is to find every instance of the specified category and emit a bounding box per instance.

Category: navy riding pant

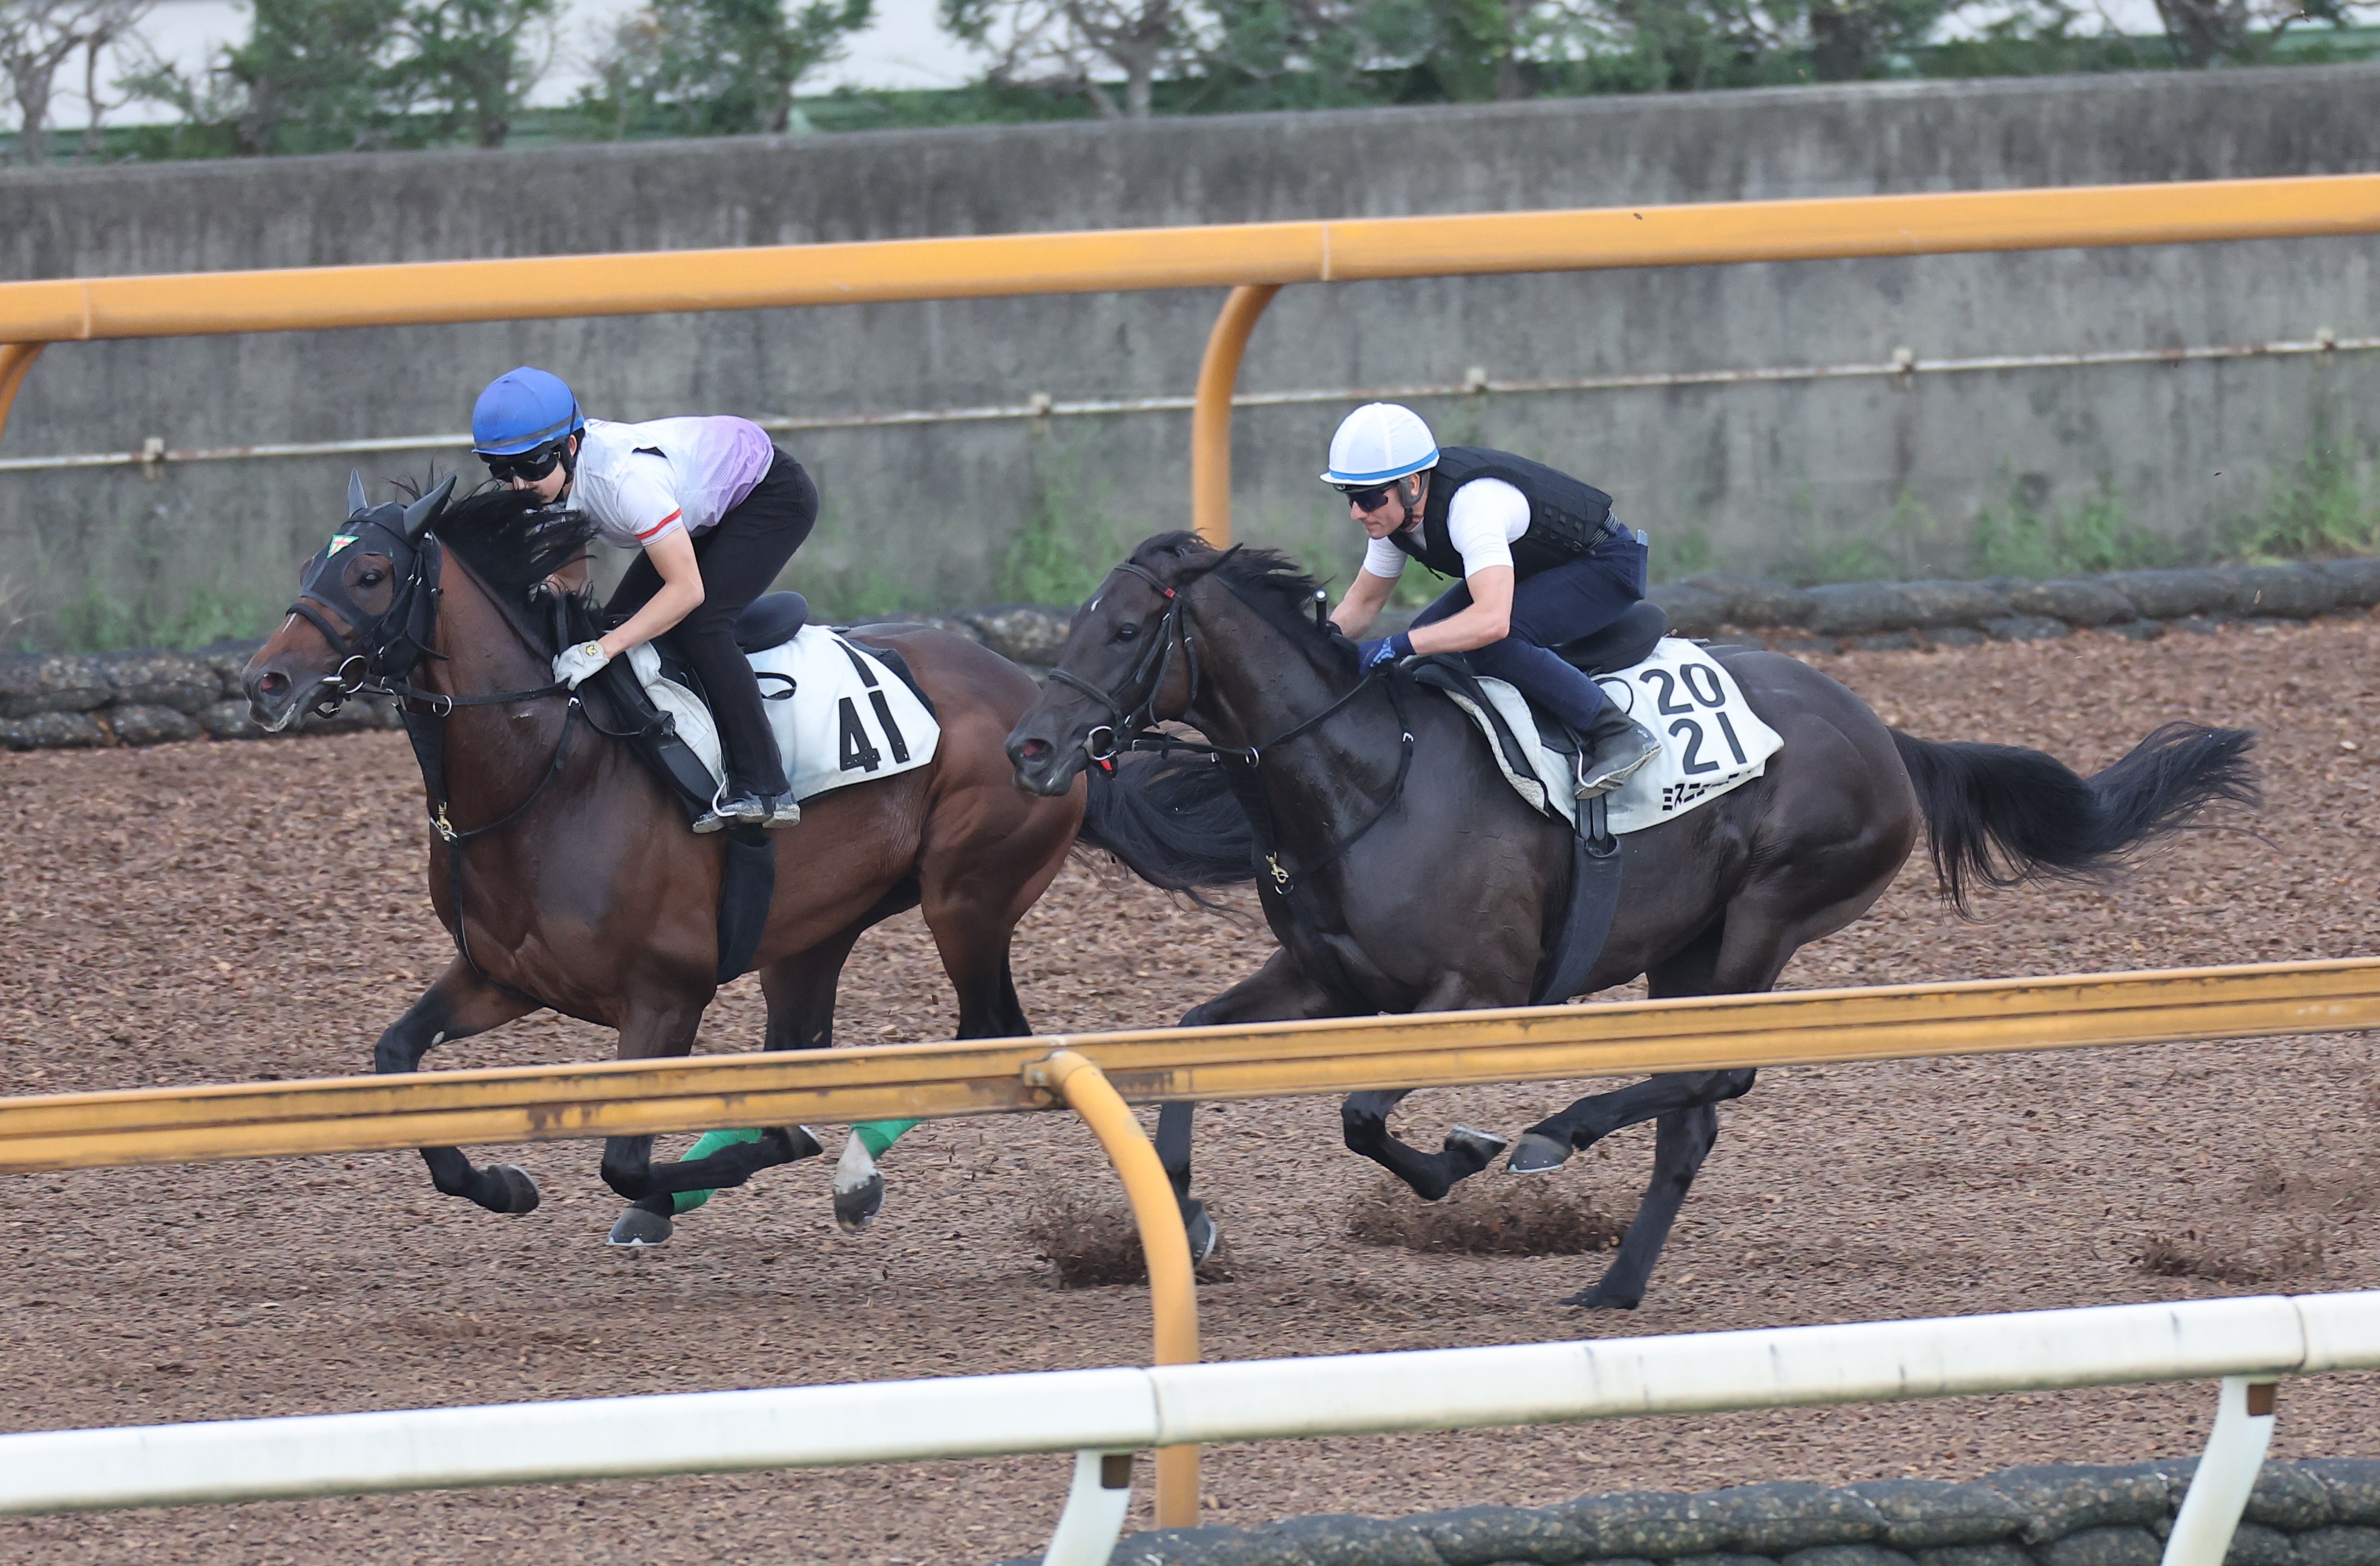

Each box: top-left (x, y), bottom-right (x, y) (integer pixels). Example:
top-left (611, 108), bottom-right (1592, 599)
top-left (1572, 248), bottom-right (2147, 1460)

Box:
top-left (1410, 540), bottom-right (1647, 732)
top-left (609, 448), bottom-right (818, 797)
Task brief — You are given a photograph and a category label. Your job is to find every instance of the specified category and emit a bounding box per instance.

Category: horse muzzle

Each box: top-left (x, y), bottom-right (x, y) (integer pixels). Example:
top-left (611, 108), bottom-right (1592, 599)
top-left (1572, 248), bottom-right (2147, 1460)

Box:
top-left (1005, 730), bottom-right (1087, 798)
top-left (241, 657), bottom-right (339, 735)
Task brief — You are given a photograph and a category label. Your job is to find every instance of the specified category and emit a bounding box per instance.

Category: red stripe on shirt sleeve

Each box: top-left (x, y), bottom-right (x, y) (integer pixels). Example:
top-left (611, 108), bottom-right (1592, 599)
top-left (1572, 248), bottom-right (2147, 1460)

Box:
top-left (634, 509), bottom-right (683, 542)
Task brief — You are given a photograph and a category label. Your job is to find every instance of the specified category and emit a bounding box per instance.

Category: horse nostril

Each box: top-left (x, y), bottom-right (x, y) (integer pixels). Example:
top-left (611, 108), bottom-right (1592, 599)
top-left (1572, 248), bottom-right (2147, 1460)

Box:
top-left (1019, 737), bottom-right (1051, 762)
top-left (256, 672), bottom-right (287, 696)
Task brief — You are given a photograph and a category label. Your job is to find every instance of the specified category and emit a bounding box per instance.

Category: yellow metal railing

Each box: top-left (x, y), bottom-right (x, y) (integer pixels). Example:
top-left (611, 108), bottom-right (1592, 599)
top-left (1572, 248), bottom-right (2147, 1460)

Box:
top-left (8, 954), bottom-right (2380, 1528)
top-left (6, 173), bottom-right (2378, 540)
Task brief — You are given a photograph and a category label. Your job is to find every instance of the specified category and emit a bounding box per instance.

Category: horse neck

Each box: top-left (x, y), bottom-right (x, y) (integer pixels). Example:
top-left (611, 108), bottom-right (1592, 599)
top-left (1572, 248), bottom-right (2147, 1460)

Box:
top-left (419, 556), bottom-right (580, 817)
top-left (1185, 589), bottom-right (1404, 831)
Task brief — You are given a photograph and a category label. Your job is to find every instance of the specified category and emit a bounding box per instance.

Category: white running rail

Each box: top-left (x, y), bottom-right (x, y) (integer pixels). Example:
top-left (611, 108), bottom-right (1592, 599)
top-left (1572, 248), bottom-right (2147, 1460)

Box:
top-left (2, 1292), bottom-right (2372, 1566)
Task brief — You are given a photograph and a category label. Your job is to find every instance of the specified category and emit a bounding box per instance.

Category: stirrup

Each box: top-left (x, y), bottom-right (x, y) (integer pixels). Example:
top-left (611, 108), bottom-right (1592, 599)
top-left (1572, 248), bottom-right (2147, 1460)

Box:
top-left (759, 790), bottom-right (801, 829)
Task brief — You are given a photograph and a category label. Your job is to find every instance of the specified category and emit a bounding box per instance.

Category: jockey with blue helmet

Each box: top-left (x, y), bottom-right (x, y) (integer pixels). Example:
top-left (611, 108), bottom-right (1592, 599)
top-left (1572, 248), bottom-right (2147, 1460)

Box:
top-left (1323, 402), bottom-right (1660, 798)
top-left (471, 366), bottom-right (816, 833)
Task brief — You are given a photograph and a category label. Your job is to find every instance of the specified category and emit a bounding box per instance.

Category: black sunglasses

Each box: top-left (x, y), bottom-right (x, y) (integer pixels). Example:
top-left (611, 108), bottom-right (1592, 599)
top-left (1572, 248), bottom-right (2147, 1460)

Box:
top-left (1334, 483), bottom-right (1395, 513)
top-left (482, 444), bottom-right (565, 485)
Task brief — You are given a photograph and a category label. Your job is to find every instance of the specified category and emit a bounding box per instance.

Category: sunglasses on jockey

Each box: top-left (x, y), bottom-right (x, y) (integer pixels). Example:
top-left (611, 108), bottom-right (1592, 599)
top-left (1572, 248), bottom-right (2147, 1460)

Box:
top-left (1331, 480), bottom-right (1400, 514)
top-left (480, 441), bottom-right (568, 485)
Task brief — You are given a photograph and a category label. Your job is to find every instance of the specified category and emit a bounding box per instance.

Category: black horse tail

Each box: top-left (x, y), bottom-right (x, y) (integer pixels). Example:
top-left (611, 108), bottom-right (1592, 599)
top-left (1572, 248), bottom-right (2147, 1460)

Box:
top-left (1890, 722), bottom-right (2260, 915)
top-left (1077, 749), bottom-right (1258, 895)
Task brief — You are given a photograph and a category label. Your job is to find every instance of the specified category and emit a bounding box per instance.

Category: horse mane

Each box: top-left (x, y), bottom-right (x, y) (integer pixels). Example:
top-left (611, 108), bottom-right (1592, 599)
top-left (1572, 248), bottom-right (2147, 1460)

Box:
top-left (1129, 530), bottom-right (1360, 676)
top-left (398, 478), bottom-right (601, 603)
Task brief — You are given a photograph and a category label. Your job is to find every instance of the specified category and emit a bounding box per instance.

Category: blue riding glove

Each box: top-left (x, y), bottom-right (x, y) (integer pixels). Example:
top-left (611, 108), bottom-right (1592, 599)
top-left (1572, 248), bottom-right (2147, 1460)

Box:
top-left (1356, 632), bottom-right (1414, 669)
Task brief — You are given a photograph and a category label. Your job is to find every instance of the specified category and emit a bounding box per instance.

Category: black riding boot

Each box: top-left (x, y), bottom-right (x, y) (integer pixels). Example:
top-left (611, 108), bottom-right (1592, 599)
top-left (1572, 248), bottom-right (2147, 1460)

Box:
top-left (1574, 702), bottom-right (1661, 799)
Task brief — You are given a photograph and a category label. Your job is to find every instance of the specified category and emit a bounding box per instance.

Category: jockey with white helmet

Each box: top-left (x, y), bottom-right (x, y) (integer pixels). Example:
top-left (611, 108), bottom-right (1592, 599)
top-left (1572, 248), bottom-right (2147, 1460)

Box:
top-left (470, 366), bottom-right (816, 833)
top-left (1323, 402), bottom-right (1660, 798)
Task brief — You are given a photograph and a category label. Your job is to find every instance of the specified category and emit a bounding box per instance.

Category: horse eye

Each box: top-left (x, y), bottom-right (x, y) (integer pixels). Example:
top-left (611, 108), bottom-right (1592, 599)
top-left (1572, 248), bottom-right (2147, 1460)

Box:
top-left (358, 569), bottom-right (384, 588)
top-left (1116, 622), bottom-right (1140, 642)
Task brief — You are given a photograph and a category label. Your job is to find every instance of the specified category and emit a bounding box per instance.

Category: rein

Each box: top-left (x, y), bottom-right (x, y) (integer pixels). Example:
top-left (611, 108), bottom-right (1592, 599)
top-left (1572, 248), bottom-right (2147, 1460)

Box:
top-left (1072, 560), bottom-right (1417, 899)
top-left (284, 510), bottom-right (582, 1003)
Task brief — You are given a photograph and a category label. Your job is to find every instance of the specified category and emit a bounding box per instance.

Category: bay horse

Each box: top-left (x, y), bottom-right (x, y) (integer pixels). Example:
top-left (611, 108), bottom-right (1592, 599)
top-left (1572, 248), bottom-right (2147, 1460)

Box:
top-left (243, 482), bottom-right (1235, 1242)
top-left (1006, 532), bottom-right (2258, 1309)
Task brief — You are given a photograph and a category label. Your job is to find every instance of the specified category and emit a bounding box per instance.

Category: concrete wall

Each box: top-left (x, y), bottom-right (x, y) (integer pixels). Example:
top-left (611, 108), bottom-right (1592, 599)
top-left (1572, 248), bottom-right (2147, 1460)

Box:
top-left (3, 64), bottom-right (2379, 647)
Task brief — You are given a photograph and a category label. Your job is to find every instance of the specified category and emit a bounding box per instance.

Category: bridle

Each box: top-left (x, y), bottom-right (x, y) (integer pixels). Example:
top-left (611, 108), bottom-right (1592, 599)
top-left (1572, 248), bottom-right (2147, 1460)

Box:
top-left (280, 480), bottom-right (585, 1006)
top-left (1044, 560), bottom-right (1205, 764)
top-left (1052, 555), bottom-right (1417, 900)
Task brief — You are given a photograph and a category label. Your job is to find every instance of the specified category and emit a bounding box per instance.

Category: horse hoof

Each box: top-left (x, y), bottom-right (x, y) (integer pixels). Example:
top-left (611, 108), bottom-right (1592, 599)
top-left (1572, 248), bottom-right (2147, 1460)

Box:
top-left (1444, 1124), bottom-right (1510, 1167)
top-left (477, 1164), bottom-right (541, 1215)
top-left (833, 1172), bottom-right (884, 1234)
top-left (1182, 1199), bottom-right (1219, 1267)
top-left (1560, 1285), bottom-right (1640, 1311)
top-left (1507, 1133), bottom-right (1573, 1174)
top-left (608, 1207), bottom-right (674, 1247)
top-left (786, 1124), bottom-right (825, 1160)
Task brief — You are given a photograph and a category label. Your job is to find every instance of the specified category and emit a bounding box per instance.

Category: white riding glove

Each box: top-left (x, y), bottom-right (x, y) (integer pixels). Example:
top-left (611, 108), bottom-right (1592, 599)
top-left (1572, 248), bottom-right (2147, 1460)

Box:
top-left (553, 640), bottom-right (612, 689)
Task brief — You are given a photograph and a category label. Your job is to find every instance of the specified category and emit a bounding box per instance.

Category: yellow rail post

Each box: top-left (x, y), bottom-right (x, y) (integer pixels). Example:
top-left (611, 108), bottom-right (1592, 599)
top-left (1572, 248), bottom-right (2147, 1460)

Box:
top-left (1190, 284), bottom-right (1281, 546)
top-left (0, 343), bottom-right (44, 450)
top-left (1024, 1049), bottom-right (1201, 1528)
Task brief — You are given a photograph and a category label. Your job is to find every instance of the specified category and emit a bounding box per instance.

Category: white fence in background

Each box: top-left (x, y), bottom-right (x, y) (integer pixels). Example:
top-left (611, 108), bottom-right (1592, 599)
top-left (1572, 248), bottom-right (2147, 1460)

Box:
top-left (4, 1291), bottom-right (2374, 1566)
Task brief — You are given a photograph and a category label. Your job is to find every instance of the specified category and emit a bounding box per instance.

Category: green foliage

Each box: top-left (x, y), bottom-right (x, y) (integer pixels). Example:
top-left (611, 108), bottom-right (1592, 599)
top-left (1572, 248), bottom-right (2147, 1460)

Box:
top-left (1969, 476), bottom-right (2172, 578)
top-left (1651, 528), bottom-right (1715, 582)
top-left (577, 0), bottom-right (874, 137)
top-left (125, 0), bottom-right (556, 152)
top-left (994, 434), bottom-right (1139, 604)
top-left (398, 0), bottom-right (559, 148)
top-left (2225, 433), bottom-right (2380, 562)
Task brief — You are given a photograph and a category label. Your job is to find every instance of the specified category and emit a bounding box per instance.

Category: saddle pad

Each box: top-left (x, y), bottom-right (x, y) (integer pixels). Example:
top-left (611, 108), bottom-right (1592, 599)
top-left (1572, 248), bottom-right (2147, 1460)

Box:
top-left (628, 624), bottom-right (939, 804)
top-left (1441, 637), bottom-right (1783, 836)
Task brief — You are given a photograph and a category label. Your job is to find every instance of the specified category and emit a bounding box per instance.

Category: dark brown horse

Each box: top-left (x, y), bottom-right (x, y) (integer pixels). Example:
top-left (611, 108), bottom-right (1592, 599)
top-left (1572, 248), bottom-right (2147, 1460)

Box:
top-left (1006, 534), bottom-right (2259, 1309)
top-left (243, 482), bottom-right (1234, 1242)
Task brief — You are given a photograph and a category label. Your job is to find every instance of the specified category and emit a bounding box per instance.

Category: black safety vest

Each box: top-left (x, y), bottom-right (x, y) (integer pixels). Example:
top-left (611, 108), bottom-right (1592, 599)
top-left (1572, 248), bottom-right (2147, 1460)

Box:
top-left (1388, 446), bottom-right (1621, 581)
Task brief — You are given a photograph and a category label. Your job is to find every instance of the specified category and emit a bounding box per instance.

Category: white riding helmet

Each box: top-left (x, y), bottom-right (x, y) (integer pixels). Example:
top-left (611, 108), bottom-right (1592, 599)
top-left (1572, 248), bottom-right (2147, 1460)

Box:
top-left (1322, 402), bottom-right (1440, 488)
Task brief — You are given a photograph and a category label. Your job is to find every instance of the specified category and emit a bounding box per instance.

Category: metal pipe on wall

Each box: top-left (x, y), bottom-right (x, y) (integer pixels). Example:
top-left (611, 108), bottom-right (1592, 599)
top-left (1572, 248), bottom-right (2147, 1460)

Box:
top-left (2, 173), bottom-right (2378, 455)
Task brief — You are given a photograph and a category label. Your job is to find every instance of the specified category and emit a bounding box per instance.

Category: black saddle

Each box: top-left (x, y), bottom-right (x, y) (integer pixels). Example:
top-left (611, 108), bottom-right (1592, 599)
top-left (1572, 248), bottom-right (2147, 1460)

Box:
top-left (734, 591), bottom-right (809, 653)
top-left (1552, 600), bottom-right (1668, 675)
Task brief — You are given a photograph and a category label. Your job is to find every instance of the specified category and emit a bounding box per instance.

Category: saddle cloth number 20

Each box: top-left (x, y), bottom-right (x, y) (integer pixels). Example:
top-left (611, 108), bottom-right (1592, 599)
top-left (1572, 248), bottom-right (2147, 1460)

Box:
top-left (1604, 660), bottom-right (1753, 778)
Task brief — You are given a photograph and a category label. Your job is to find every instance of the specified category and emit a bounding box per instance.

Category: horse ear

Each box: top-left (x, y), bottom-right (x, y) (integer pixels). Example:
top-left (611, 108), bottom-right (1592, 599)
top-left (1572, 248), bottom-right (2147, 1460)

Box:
top-left (347, 469), bottom-right (368, 516)
top-left (401, 473), bottom-right (457, 538)
top-left (1173, 542), bottom-right (1243, 586)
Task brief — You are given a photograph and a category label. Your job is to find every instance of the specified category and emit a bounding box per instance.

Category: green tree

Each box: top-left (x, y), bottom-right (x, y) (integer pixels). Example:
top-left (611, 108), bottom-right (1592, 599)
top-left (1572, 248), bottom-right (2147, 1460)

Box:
top-left (223, 0), bottom-right (410, 152)
top-left (942, 0), bottom-right (1196, 117)
top-left (582, 0), bottom-right (873, 136)
top-left (399, 0), bottom-right (556, 147)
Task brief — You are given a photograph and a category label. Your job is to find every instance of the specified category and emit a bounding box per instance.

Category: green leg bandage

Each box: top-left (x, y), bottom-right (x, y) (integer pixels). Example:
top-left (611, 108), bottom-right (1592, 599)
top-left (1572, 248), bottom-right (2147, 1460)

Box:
top-left (670, 1127), bottom-right (766, 1215)
top-left (854, 1119), bottom-right (919, 1159)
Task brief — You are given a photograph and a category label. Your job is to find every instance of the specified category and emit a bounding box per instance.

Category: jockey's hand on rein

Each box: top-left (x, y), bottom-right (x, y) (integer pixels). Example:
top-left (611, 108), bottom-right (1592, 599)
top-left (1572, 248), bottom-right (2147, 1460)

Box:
top-left (1356, 632), bottom-right (1414, 669)
top-left (553, 640), bottom-right (612, 689)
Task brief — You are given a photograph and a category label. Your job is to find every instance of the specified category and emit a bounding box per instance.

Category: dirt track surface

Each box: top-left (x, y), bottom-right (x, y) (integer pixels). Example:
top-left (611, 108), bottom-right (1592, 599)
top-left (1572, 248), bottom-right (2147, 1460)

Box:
top-left (4, 617), bottom-right (2380, 1565)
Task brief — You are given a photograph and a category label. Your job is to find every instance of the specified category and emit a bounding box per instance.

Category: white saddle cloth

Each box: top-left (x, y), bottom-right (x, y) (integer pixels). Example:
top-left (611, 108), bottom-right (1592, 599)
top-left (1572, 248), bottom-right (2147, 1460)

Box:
top-left (1437, 636), bottom-right (1783, 835)
top-left (628, 624), bottom-right (939, 803)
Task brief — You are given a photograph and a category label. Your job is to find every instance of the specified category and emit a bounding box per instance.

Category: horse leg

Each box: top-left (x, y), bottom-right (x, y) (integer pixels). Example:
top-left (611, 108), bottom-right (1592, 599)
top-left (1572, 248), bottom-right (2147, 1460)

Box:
top-left (1561, 1101), bottom-right (1723, 1311)
top-left (1161, 950), bottom-right (1351, 1265)
top-left (1524, 915), bottom-right (1789, 1309)
top-left (759, 918), bottom-right (908, 1236)
top-left (373, 957), bottom-right (543, 1215)
top-left (1340, 974), bottom-right (1512, 1202)
top-left (601, 1000), bottom-right (824, 1247)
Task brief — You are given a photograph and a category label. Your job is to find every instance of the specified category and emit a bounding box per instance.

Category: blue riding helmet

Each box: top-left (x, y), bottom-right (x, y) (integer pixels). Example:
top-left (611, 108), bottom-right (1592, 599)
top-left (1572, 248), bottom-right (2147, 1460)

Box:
top-left (471, 367), bottom-right (585, 457)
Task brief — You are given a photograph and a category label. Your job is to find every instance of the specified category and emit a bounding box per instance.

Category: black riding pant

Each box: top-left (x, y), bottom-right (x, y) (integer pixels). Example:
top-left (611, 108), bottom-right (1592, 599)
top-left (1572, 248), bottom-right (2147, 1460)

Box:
top-left (1411, 539), bottom-right (1648, 733)
top-left (608, 449), bottom-right (818, 797)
